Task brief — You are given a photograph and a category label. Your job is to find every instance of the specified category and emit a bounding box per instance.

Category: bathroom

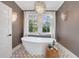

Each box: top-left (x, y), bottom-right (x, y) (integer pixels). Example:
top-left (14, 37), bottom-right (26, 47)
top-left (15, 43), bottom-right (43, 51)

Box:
top-left (0, 1), bottom-right (79, 58)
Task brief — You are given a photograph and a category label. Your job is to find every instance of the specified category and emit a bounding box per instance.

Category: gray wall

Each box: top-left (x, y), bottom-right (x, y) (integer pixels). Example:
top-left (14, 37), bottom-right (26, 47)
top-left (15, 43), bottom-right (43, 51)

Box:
top-left (56, 1), bottom-right (79, 57)
top-left (2, 1), bottom-right (24, 48)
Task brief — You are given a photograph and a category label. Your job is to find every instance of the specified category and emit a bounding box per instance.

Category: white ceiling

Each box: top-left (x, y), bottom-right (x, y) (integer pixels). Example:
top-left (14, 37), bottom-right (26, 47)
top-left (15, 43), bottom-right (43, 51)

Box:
top-left (15, 1), bottom-right (64, 11)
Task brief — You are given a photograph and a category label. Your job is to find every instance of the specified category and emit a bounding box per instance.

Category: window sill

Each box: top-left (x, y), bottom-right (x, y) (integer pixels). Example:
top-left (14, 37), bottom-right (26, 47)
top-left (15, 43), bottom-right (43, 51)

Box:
top-left (28, 33), bottom-right (51, 38)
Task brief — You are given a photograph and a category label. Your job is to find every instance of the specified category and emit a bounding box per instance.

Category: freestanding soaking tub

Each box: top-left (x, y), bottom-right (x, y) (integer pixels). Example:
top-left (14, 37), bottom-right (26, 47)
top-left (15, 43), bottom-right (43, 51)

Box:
top-left (21, 36), bottom-right (55, 57)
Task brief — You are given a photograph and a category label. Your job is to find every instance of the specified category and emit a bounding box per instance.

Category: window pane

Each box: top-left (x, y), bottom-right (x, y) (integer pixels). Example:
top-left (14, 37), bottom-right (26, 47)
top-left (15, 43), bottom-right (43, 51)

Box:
top-left (29, 15), bottom-right (38, 32)
top-left (42, 15), bottom-right (50, 32)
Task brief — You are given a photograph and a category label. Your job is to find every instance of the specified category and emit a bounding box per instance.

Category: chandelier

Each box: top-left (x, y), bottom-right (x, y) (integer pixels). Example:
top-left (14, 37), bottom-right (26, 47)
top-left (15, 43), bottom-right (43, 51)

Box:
top-left (34, 1), bottom-right (46, 14)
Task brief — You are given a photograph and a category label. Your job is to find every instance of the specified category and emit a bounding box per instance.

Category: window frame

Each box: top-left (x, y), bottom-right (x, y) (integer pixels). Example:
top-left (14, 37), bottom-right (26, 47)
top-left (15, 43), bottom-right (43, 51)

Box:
top-left (24, 11), bottom-right (56, 38)
top-left (27, 12), bottom-right (39, 35)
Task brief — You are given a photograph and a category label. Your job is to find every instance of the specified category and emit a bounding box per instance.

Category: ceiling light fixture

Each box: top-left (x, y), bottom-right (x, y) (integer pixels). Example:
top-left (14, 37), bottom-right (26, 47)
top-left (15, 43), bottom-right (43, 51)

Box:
top-left (34, 1), bottom-right (46, 14)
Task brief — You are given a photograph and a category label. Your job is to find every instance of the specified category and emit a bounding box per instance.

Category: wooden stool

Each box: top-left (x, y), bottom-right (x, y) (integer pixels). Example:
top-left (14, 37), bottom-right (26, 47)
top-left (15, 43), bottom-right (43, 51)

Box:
top-left (45, 47), bottom-right (59, 58)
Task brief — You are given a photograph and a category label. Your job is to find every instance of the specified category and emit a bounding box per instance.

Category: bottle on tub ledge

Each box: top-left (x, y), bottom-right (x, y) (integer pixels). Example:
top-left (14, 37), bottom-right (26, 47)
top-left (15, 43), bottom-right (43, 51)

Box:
top-left (48, 40), bottom-right (57, 50)
top-left (45, 40), bottom-right (60, 58)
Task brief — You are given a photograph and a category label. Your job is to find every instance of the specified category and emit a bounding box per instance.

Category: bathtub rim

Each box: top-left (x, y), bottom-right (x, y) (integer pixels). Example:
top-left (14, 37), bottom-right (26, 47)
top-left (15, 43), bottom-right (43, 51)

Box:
top-left (21, 36), bottom-right (55, 43)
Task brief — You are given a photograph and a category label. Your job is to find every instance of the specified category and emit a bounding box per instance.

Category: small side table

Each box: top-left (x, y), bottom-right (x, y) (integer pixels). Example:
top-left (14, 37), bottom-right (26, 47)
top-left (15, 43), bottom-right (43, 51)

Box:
top-left (45, 47), bottom-right (59, 58)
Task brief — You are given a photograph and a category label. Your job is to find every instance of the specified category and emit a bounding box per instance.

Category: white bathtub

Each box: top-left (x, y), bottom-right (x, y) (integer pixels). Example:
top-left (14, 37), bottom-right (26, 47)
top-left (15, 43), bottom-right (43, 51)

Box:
top-left (21, 36), bottom-right (55, 57)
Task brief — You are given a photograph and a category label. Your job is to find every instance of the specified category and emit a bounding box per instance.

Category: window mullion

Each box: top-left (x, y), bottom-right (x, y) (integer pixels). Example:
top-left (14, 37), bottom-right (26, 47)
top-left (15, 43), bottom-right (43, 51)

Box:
top-left (37, 14), bottom-right (42, 35)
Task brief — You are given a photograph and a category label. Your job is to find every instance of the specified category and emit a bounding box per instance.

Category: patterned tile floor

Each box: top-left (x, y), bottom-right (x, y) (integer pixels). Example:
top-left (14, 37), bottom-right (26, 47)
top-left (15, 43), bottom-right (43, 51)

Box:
top-left (12, 43), bottom-right (77, 58)
top-left (12, 45), bottom-right (44, 58)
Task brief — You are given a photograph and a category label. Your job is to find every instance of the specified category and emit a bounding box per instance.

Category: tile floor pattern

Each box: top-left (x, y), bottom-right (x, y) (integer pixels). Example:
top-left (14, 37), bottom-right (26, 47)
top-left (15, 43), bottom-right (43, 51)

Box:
top-left (12, 44), bottom-right (77, 58)
top-left (12, 45), bottom-right (44, 58)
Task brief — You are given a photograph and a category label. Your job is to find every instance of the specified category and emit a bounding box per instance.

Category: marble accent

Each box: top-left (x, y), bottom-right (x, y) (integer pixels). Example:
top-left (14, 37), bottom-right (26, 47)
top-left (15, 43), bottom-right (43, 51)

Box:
top-left (12, 43), bottom-right (78, 58)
